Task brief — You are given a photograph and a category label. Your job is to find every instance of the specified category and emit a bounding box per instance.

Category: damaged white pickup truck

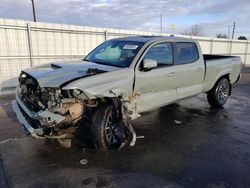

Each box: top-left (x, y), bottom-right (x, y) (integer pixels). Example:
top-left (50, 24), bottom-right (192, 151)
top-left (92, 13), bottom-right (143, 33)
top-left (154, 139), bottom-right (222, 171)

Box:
top-left (12, 36), bottom-right (241, 151)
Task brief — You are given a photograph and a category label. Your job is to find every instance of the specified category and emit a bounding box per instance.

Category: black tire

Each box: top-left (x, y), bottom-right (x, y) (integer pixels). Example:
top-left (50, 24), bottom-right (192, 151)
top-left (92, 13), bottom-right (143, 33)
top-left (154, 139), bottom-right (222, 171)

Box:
top-left (91, 104), bottom-right (118, 152)
top-left (207, 78), bottom-right (230, 107)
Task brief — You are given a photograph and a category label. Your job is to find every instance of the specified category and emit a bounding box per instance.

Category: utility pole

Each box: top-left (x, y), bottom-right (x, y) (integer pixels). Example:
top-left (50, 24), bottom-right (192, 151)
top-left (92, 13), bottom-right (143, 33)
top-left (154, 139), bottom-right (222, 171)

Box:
top-left (31, 0), bottom-right (37, 22)
top-left (160, 14), bottom-right (162, 36)
top-left (232, 21), bottom-right (236, 39)
top-left (227, 26), bottom-right (231, 39)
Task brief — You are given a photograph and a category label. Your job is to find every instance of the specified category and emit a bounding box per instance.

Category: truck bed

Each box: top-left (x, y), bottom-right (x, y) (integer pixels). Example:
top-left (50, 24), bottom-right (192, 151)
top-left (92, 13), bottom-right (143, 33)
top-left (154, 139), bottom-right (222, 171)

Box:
top-left (203, 54), bottom-right (237, 61)
top-left (203, 54), bottom-right (241, 92)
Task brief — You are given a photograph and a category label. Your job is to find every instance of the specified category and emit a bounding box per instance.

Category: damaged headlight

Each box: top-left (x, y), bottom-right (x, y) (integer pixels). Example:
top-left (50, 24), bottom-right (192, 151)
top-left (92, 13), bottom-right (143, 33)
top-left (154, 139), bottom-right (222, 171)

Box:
top-left (73, 89), bottom-right (82, 96)
top-left (72, 89), bottom-right (89, 99)
top-left (20, 73), bottom-right (27, 78)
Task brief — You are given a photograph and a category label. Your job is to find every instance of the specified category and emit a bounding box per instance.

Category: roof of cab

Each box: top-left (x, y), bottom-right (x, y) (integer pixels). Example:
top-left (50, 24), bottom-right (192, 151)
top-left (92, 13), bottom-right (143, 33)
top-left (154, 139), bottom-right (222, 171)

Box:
top-left (110, 35), bottom-right (195, 43)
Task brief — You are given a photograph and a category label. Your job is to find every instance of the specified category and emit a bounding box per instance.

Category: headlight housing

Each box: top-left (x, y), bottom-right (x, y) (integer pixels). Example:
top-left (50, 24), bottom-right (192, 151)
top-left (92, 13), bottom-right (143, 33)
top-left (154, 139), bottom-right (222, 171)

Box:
top-left (20, 73), bottom-right (27, 78)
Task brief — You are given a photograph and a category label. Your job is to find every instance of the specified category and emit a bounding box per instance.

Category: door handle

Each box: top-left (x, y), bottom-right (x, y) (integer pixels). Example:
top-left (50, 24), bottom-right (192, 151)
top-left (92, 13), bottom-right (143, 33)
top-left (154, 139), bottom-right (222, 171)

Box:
top-left (167, 72), bottom-right (176, 77)
top-left (196, 67), bottom-right (203, 72)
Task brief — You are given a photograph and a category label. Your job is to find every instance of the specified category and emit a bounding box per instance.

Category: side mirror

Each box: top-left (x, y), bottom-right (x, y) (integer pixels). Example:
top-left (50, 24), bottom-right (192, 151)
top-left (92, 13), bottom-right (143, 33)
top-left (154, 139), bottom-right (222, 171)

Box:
top-left (143, 59), bottom-right (157, 70)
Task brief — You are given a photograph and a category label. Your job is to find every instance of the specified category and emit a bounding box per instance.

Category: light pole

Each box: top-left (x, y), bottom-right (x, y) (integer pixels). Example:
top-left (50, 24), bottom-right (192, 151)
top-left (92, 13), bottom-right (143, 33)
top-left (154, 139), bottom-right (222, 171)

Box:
top-left (228, 25), bottom-right (231, 39)
top-left (232, 21), bottom-right (236, 39)
top-left (31, 0), bottom-right (37, 22)
top-left (228, 22), bottom-right (236, 39)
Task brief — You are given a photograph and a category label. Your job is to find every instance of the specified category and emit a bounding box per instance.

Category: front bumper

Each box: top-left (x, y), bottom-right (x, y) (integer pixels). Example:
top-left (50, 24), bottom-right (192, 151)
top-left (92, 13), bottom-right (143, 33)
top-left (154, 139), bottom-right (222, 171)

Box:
top-left (12, 99), bottom-right (43, 138)
top-left (12, 94), bottom-right (68, 139)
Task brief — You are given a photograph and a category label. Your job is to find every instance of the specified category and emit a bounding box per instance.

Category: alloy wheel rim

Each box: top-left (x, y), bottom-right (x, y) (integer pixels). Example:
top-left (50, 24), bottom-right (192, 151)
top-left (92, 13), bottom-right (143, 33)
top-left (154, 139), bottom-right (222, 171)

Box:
top-left (217, 82), bottom-right (229, 103)
top-left (105, 113), bottom-right (116, 144)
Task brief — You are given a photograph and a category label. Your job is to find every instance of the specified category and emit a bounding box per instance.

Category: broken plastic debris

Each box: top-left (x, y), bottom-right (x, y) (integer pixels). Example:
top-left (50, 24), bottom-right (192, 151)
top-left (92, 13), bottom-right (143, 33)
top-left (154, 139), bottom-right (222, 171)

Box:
top-left (117, 142), bottom-right (127, 150)
top-left (126, 122), bottom-right (136, 147)
top-left (80, 159), bottom-right (88, 165)
top-left (174, 120), bottom-right (182, 124)
top-left (136, 136), bottom-right (144, 139)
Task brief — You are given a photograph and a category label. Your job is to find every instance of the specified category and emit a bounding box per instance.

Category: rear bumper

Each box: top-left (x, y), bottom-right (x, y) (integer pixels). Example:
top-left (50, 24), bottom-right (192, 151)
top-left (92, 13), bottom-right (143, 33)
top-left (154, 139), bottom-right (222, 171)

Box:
top-left (12, 94), bottom-right (68, 139)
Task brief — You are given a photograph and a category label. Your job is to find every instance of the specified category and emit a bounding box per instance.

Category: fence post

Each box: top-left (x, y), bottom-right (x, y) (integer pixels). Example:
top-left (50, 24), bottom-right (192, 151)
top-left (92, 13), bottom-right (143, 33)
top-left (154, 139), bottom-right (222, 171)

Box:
top-left (27, 23), bottom-right (34, 67)
top-left (210, 39), bottom-right (214, 54)
top-left (227, 39), bottom-right (229, 54)
top-left (229, 40), bottom-right (233, 55)
top-left (244, 41), bottom-right (248, 66)
top-left (104, 30), bottom-right (108, 41)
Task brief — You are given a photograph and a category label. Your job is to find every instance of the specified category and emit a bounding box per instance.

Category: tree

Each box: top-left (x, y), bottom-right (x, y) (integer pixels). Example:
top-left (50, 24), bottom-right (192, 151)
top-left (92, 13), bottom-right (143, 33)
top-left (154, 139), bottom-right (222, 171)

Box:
top-left (238, 36), bottom-right (247, 40)
top-left (181, 25), bottom-right (204, 36)
top-left (216, 33), bottom-right (228, 38)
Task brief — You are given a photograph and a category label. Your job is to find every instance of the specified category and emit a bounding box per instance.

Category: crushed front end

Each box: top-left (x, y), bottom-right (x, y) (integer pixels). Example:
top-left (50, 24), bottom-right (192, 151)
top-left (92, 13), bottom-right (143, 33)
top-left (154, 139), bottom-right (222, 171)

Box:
top-left (12, 72), bottom-right (88, 143)
top-left (12, 69), bottom-right (137, 150)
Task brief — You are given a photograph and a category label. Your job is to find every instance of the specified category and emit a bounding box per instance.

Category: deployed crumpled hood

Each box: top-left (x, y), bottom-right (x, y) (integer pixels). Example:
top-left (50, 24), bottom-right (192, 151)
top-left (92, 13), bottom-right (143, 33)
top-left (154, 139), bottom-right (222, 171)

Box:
top-left (23, 61), bottom-right (121, 88)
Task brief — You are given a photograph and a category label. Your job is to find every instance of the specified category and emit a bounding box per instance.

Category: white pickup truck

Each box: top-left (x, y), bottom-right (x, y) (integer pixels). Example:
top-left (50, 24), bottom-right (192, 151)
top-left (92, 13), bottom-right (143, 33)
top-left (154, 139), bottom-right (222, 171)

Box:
top-left (12, 36), bottom-right (241, 151)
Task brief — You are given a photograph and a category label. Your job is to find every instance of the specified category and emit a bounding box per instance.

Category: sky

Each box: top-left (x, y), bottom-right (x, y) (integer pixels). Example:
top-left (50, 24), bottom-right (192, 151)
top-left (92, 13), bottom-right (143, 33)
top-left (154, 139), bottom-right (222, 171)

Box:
top-left (0, 0), bottom-right (249, 38)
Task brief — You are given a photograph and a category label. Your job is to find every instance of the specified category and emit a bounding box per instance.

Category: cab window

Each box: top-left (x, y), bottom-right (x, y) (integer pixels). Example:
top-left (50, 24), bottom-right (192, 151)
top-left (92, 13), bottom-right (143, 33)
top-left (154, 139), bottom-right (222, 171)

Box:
top-left (175, 42), bottom-right (199, 65)
top-left (144, 43), bottom-right (173, 67)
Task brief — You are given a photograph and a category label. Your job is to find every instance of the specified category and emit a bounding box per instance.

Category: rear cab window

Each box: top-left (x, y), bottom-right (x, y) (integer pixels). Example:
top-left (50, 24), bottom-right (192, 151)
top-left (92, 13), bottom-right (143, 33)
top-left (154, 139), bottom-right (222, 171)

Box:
top-left (175, 42), bottom-right (199, 65)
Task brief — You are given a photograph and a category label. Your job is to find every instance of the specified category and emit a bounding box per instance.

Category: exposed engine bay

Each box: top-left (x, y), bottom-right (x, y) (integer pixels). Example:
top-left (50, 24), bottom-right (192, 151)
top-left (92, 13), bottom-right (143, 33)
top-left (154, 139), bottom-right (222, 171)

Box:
top-left (19, 73), bottom-right (85, 125)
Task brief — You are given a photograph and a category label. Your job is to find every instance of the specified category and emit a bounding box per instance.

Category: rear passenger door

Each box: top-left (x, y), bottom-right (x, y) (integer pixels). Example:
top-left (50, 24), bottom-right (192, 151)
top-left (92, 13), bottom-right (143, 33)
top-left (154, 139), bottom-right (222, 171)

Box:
top-left (174, 42), bottom-right (204, 99)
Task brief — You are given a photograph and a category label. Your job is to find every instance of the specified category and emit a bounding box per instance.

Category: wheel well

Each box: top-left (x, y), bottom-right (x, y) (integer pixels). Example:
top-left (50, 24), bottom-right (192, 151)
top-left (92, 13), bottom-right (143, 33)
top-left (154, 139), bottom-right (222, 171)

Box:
top-left (221, 74), bottom-right (230, 81)
top-left (93, 97), bottom-right (122, 116)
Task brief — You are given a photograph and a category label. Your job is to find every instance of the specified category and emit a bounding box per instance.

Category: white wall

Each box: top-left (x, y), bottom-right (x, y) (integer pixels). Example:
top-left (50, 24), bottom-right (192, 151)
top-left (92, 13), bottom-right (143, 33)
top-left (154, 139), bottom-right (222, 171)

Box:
top-left (0, 18), bottom-right (249, 94)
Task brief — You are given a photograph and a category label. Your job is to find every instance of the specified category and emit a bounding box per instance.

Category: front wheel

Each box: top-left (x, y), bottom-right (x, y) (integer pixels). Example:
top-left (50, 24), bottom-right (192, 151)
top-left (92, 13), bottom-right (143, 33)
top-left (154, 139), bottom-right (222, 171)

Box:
top-left (91, 104), bottom-right (121, 152)
top-left (207, 78), bottom-right (231, 107)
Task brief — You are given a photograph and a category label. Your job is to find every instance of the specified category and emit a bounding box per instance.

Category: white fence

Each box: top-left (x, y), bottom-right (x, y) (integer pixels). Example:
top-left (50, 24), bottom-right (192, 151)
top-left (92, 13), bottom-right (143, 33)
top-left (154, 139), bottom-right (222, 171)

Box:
top-left (0, 18), bottom-right (249, 94)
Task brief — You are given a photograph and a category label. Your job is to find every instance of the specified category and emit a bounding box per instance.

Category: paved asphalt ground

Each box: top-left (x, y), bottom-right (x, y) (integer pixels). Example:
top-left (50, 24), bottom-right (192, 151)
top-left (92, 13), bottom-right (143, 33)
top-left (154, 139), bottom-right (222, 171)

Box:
top-left (0, 68), bottom-right (250, 188)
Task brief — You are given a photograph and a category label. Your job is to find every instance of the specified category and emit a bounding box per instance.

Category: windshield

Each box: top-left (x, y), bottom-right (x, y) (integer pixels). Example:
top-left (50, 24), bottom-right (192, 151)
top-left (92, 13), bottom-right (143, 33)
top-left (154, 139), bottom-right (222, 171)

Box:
top-left (84, 40), bottom-right (144, 68)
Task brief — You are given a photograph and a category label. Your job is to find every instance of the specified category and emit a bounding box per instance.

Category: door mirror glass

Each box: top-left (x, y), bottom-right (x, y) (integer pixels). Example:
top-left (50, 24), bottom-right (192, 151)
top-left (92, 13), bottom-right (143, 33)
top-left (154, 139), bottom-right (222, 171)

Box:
top-left (143, 59), bottom-right (157, 70)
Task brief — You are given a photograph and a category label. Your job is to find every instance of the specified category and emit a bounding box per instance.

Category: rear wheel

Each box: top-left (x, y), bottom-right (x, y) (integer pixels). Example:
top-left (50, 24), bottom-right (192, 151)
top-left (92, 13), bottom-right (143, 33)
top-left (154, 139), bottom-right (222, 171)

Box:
top-left (207, 78), bottom-right (230, 107)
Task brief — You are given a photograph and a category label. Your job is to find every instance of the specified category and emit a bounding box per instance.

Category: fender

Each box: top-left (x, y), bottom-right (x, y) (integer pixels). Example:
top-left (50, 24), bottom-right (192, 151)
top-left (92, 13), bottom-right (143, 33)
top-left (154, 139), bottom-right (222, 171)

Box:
top-left (206, 68), bottom-right (232, 92)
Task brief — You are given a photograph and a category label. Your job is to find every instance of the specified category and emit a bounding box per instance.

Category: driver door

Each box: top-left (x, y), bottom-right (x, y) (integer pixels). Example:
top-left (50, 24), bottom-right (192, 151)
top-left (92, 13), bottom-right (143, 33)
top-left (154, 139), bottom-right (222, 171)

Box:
top-left (134, 42), bottom-right (178, 113)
